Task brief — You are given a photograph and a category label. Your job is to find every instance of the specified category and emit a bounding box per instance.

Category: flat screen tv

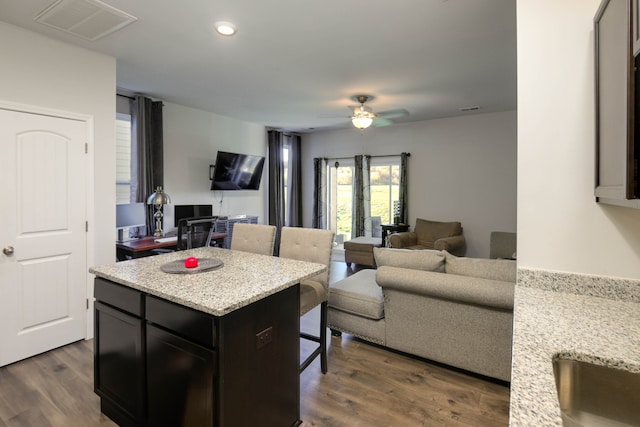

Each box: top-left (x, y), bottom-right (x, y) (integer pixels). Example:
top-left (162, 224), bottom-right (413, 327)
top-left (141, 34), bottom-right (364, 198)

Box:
top-left (211, 151), bottom-right (265, 190)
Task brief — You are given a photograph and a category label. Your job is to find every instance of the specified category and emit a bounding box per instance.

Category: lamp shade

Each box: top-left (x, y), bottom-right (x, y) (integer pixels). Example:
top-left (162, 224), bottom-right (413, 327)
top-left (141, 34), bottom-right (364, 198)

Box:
top-left (146, 186), bottom-right (171, 205)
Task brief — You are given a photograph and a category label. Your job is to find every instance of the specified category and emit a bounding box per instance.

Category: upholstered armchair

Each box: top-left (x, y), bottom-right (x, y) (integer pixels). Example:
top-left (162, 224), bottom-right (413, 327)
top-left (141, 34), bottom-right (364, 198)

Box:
top-left (388, 218), bottom-right (465, 256)
top-left (490, 231), bottom-right (516, 259)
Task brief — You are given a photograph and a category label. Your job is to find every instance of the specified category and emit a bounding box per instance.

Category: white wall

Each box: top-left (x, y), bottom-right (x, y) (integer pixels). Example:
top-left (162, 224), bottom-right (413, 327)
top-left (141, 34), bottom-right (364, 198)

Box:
top-left (302, 111), bottom-right (517, 258)
top-left (518, 0), bottom-right (640, 280)
top-left (0, 22), bottom-right (116, 336)
top-left (162, 102), bottom-right (267, 229)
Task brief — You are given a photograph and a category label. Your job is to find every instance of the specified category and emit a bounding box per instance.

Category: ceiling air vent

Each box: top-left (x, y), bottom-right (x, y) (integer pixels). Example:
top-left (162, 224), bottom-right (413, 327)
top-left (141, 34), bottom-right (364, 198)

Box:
top-left (35, 0), bottom-right (137, 41)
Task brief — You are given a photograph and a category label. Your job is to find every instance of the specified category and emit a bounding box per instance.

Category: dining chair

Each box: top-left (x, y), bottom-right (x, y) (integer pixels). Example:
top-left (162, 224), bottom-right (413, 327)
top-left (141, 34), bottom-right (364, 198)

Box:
top-left (230, 223), bottom-right (277, 256)
top-left (278, 226), bottom-right (335, 374)
top-left (177, 216), bottom-right (219, 250)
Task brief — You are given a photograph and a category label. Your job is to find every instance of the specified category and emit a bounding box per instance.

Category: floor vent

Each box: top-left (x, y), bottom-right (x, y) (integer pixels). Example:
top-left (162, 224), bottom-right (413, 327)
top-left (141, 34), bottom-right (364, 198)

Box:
top-left (35, 0), bottom-right (137, 41)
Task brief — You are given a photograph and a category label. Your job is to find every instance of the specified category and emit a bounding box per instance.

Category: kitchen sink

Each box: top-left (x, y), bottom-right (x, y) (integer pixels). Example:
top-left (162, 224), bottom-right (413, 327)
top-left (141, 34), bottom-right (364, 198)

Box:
top-left (552, 357), bottom-right (640, 427)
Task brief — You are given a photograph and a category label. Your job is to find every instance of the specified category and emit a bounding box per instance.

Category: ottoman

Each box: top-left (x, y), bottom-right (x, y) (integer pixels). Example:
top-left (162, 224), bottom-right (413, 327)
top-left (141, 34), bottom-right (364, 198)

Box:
top-left (343, 236), bottom-right (382, 267)
top-left (327, 269), bottom-right (385, 344)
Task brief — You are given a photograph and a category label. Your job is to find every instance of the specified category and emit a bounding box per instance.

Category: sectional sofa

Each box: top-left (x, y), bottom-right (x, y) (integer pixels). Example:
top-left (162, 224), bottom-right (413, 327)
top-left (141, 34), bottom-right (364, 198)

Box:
top-left (327, 248), bottom-right (516, 382)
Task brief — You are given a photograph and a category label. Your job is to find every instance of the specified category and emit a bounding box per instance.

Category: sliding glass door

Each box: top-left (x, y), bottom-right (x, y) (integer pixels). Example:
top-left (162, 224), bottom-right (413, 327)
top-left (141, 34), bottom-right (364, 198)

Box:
top-left (328, 156), bottom-right (400, 243)
top-left (329, 159), bottom-right (354, 244)
top-left (370, 157), bottom-right (401, 226)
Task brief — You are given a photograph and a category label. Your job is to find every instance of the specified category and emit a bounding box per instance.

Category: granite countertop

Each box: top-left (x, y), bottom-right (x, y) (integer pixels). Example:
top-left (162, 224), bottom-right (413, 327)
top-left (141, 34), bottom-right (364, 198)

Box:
top-left (89, 247), bottom-right (326, 317)
top-left (509, 268), bottom-right (640, 425)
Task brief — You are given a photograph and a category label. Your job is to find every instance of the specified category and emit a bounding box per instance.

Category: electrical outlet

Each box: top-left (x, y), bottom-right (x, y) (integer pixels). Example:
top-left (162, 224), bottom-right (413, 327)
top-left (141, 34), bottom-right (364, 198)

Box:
top-left (256, 326), bottom-right (273, 349)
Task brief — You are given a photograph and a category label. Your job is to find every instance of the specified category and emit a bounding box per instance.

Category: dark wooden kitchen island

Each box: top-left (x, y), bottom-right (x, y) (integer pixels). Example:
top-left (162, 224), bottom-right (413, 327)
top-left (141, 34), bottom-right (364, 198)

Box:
top-left (89, 247), bottom-right (326, 427)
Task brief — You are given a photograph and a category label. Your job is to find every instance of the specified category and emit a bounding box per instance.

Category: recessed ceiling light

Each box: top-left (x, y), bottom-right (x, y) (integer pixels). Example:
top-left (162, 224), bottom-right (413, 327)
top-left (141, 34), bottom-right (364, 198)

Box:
top-left (215, 21), bottom-right (237, 36)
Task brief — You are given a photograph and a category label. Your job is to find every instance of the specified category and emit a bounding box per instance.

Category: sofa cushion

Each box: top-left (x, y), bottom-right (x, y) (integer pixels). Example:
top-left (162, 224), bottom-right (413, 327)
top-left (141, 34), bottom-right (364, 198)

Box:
top-left (373, 247), bottom-right (445, 272)
top-left (328, 269), bottom-right (384, 320)
top-left (376, 266), bottom-right (515, 310)
top-left (415, 218), bottom-right (462, 248)
top-left (444, 251), bottom-right (516, 283)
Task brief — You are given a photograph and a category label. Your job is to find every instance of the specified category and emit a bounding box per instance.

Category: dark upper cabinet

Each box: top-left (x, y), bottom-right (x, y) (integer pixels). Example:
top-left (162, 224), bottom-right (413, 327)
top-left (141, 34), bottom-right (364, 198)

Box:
top-left (595, 0), bottom-right (640, 207)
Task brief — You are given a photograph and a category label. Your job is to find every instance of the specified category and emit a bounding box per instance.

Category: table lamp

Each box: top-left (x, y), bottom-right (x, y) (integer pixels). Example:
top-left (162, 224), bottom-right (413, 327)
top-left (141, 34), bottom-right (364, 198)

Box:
top-left (146, 186), bottom-right (171, 237)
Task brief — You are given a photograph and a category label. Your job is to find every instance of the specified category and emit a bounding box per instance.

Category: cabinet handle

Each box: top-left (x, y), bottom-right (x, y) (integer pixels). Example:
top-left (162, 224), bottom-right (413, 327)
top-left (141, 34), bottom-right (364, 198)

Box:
top-left (3, 246), bottom-right (14, 256)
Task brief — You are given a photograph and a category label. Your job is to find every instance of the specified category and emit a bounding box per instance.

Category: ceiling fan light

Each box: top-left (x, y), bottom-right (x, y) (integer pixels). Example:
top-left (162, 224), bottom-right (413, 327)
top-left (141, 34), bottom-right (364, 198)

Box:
top-left (352, 116), bottom-right (373, 129)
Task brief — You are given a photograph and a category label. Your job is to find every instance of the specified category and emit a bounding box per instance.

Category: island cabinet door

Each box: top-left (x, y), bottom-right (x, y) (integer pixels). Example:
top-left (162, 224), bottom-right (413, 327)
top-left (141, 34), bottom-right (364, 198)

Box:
top-left (94, 301), bottom-right (145, 427)
top-left (146, 324), bottom-right (216, 427)
top-left (217, 285), bottom-right (300, 426)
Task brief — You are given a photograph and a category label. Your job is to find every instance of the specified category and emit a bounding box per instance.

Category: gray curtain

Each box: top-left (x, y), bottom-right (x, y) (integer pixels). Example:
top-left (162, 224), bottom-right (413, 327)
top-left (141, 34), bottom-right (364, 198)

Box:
top-left (131, 95), bottom-right (164, 236)
top-left (269, 130), bottom-right (303, 251)
top-left (286, 134), bottom-right (302, 227)
top-left (399, 152), bottom-right (409, 224)
top-left (351, 155), bottom-right (371, 238)
top-left (362, 156), bottom-right (372, 237)
top-left (268, 130), bottom-right (286, 254)
top-left (312, 157), bottom-right (328, 229)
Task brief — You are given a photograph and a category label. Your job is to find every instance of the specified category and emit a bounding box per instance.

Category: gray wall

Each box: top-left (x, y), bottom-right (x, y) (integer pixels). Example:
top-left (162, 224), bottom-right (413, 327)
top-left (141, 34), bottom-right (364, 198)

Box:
top-left (301, 111), bottom-right (517, 258)
top-left (162, 102), bottom-right (268, 231)
top-left (518, 0), bottom-right (640, 279)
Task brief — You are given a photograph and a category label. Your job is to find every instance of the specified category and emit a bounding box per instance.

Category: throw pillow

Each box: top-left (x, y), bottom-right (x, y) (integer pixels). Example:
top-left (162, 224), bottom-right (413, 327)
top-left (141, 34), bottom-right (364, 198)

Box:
top-left (373, 247), bottom-right (445, 272)
top-left (444, 251), bottom-right (516, 282)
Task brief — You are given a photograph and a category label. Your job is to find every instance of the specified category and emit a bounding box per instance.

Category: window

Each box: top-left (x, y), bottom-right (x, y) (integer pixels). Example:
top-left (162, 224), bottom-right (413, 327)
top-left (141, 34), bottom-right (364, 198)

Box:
top-left (370, 157), bottom-right (401, 224)
top-left (115, 112), bottom-right (133, 204)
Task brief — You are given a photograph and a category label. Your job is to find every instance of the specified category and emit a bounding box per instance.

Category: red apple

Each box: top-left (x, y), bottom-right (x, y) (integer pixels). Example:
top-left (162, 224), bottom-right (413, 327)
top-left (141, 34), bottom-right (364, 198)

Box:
top-left (184, 257), bottom-right (199, 268)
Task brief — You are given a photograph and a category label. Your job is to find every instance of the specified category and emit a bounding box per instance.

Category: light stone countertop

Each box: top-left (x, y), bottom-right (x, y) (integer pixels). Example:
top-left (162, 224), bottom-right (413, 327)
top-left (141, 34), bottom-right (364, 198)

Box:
top-left (509, 268), bottom-right (640, 426)
top-left (89, 247), bottom-right (326, 317)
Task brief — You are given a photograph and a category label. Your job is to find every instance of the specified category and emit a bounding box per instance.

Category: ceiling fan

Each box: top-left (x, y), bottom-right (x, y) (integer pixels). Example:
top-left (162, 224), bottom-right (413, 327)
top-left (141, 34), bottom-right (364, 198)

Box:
top-left (319, 95), bottom-right (409, 130)
top-left (348, 95), bottom-right (409, 129)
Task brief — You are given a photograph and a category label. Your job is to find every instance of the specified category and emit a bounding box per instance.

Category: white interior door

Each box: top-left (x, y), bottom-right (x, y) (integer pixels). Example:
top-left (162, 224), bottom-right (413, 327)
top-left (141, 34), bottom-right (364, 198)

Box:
top-left (0, 108), bottom-right (87, 367)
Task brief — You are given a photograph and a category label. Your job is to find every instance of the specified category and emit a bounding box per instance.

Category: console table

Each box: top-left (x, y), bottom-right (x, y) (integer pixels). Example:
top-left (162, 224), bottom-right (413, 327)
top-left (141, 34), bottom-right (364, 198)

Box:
top-left (90, 247), bottom-right (326, 427)
top-left (115, 236), bottom-right (177, 261)
top-left (116, 234), bottom-right (227, 261)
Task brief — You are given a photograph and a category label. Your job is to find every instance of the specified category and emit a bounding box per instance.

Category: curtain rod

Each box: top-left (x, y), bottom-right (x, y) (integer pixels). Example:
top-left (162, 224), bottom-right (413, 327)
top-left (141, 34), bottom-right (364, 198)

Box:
top-left (266, 128), bottom-right (301, 137)
top-left (326, 153), bottom-right (410, 161)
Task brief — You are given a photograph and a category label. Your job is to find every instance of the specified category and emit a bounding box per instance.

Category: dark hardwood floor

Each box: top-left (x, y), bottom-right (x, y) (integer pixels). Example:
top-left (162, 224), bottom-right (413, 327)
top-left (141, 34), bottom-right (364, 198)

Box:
top-left (301, 261), bottom-right (510, 426)
top-left (0, 339), bottom-right (113, 427)
top-left (0, 260), bottom-right (510, 427)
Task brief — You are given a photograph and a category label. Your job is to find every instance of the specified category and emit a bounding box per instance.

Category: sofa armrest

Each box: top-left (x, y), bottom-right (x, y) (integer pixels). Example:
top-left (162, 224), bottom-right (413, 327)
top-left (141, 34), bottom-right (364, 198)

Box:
top-left (388, 232), bottom-right (417, 248)
top-left (434, 235), bottom-right (466, 256)
top-left (376, 266), bottom-right (514, 310)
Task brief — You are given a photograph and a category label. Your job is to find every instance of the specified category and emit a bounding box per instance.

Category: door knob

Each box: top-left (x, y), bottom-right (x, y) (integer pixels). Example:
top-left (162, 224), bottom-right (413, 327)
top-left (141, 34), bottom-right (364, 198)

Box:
top-left (3, 246), bottom-right (14, 256)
